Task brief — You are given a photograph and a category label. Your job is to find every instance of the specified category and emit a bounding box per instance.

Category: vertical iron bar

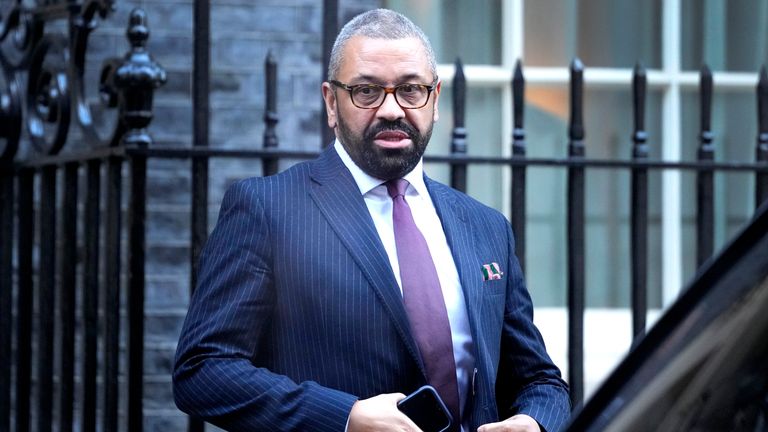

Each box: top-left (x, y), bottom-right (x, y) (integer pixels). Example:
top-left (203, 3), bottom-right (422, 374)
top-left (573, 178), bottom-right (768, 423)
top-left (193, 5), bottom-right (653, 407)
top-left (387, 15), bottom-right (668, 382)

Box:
top-left (567, 58), bottom-right (586, 409)
top-left (104, 157), bottom-right (122, 432)
top-left (16, 169), bottom-right (33, 432)
top-left (38, 166), bottom-right (57, 432)
top-left (757, 65), bottom-right (768, 208)
top-left (0, 168), bottom-right (13, 432)
top-left (631, 63), bottom-right (649, 343)
top-left (127, 155), bottom-right (147, 432)
top-left (451, 58), bottom-right (468, 192)
top-left (321, 0), bottom-right (339, 147)
top-left (697, 65), bottom-right (715, 268)
top-left (511, 60), bottom-right (527, 272)
top-left (59, 163), bottom-right (78, 432)
top-left (191, 1), bottom-right (210, 429)
top-left (82, 160), bottom-right (101, 432)
top-left (263, 51), bottom-right (279, 176)
top-left (193, 0), bottom-right (210, 153)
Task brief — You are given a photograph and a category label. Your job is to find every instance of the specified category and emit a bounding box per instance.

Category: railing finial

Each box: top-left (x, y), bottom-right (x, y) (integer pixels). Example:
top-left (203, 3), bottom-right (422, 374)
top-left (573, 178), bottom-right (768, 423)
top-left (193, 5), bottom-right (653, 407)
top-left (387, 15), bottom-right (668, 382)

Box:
top-left (263, 50), bottom-right (279, 175)
top-left (450, 57), bottom-right (467, 192)
top-left (512, 59), bottom-right (525, 139)
top-left (114, 8), bottom-right (166, 147)
top-left (632, 62), bottom-right (648, 156)
top-left (264, 50), bottom-right (279, 150)
top-left (699, 63), bottom-right (714, 148)
top-left (756, 65), bottom-right (768, 207)
top-left (758, 65), bottom-right (768, 142)
top-left (127, 8), bottom-right (149, 50)
top-left (569, 57), bottom-right (585, 152)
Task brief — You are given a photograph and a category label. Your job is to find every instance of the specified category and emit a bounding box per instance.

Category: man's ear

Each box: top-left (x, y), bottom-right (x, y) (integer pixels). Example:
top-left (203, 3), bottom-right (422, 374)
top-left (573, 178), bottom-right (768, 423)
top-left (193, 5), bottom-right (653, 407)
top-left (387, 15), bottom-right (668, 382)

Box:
top-left (322, 82), bottom-right (338, 129)
top-left (432, 80), bottom-right (442, 123)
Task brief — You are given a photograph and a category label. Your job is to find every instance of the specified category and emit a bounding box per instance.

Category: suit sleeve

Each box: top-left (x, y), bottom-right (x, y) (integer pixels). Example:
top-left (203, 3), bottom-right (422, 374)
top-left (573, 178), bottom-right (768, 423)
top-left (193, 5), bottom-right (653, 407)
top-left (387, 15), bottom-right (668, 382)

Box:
top-left (172, 180), bottom-right (358, 431)
top-left (496, 220), bottom-right (571, 432)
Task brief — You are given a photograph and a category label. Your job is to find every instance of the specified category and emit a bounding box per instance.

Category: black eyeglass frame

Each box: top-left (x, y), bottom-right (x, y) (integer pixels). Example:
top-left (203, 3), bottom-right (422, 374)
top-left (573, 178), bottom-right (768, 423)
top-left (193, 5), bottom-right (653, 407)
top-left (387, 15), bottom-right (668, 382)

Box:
top-left (329, 77), bottom-right (439, 110)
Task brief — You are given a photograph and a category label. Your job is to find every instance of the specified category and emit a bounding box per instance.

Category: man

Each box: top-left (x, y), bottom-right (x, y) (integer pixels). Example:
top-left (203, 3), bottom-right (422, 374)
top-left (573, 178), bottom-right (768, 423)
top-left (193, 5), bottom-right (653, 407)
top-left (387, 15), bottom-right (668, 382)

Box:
top-left (174, 8), bottom-right (569, 432)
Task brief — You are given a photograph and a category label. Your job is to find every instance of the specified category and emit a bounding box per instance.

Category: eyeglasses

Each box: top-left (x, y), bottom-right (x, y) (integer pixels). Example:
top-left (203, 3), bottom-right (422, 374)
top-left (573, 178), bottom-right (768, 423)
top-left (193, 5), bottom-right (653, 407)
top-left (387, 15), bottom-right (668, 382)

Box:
top-left (329, 78), bottom-right (438, 109)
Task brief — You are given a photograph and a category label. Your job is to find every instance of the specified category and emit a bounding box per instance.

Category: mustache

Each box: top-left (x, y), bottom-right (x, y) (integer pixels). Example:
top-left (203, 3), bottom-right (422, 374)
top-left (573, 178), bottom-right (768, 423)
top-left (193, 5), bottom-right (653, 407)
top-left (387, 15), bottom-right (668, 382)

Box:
top-left (365, 120), bottom-right (419, 141)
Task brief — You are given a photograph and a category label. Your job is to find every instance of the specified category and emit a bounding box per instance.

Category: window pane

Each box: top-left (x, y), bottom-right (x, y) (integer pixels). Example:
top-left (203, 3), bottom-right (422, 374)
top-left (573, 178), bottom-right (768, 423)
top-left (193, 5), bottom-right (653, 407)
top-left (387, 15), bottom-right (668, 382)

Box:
top-left (525, 0), bottom-right (662, 69)
top-left (682, 0), bottom-right (768, 72)
top-left (524, 86), bottom-right (664, 307)
top-left (385, 0), bottom-right (502, 65)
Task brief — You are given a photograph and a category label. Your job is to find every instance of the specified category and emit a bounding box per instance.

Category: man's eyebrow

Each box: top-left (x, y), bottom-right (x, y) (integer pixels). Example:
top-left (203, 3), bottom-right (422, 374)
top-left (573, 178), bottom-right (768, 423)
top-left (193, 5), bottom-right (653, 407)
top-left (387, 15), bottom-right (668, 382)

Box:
top-left (349, 73), bottom-right (428, 85)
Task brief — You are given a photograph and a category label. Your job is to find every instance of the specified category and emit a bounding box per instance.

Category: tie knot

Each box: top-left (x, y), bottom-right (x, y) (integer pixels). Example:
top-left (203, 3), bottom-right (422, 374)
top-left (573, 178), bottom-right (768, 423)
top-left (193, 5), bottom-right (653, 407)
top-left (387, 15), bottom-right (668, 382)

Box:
top-left (385, 179), bottom-right (409, 199)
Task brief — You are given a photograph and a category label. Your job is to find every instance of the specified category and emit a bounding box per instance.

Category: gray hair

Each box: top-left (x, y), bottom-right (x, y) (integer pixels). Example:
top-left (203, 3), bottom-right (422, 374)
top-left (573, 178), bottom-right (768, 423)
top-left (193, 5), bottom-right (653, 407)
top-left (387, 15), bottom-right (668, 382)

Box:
top-left (327, 9), bottom-right (437, 81)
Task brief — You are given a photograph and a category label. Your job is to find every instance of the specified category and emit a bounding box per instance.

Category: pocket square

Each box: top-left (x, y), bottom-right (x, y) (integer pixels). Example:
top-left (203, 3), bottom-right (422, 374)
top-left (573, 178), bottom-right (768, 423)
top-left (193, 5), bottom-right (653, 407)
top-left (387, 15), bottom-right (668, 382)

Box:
top-left (481, 262), bottom-right (503, 281)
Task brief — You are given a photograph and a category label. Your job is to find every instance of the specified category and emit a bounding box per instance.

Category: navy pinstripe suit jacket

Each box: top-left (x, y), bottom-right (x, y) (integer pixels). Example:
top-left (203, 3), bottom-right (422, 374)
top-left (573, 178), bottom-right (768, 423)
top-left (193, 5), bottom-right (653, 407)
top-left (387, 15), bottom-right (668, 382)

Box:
top-left (173, 146), bottom-right (570, 431)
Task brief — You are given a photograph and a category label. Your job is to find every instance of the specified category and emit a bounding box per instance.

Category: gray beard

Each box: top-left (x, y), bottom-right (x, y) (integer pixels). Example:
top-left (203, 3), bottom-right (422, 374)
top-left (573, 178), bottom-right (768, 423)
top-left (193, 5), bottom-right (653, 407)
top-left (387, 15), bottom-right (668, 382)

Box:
top-left (335, 115), bottom-right (433, 181)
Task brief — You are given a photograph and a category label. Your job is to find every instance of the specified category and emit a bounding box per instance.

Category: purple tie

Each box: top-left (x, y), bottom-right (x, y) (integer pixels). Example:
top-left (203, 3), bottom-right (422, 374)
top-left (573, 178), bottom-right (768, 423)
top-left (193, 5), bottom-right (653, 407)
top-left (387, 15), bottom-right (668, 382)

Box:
top-left (387, 179), bottom-right (460, 429)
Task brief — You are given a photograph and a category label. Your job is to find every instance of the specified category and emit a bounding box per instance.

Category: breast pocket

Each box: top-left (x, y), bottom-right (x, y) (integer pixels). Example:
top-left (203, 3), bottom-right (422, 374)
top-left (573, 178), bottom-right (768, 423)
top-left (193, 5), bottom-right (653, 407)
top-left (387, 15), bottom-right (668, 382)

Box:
top-left (483, 278), bottom-right (506, 298)
top-left (479, 281), bottom-right (506, 349)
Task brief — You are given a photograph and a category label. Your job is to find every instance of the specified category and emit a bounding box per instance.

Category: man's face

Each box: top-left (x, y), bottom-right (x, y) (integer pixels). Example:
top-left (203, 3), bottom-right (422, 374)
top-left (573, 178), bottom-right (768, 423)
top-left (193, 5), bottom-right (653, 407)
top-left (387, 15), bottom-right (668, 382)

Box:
top-left (322, 36), bottom-right (441, 181)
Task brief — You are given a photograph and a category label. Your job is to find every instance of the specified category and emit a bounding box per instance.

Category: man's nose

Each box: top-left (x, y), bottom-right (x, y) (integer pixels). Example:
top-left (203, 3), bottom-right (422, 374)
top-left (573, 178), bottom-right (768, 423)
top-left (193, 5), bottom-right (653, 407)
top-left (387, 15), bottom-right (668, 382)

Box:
top-left (376, 92), bottom-right (406, 121)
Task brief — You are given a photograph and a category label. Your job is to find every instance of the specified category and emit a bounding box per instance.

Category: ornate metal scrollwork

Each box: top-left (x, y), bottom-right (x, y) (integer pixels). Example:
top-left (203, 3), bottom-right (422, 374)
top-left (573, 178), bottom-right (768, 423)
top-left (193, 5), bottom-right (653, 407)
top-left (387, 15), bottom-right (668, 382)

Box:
top-left (0, 1), bottom-right (32, 161)
top-left (0, 0), bottom-right (165, 161)
top-left (0, 1), bottom-right (41, 69)
top-left (71, 0), bottom-right (120, 145)
top-left (0, 59), bottom-right (21, 162)
top-left (26, 33), bottom-right (71, 155)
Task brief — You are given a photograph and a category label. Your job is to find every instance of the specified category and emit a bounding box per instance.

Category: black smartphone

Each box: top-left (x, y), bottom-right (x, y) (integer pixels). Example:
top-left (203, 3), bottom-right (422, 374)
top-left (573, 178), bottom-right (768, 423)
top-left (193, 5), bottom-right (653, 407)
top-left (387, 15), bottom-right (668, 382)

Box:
top-left (396, 385), bottom-right (453, 432)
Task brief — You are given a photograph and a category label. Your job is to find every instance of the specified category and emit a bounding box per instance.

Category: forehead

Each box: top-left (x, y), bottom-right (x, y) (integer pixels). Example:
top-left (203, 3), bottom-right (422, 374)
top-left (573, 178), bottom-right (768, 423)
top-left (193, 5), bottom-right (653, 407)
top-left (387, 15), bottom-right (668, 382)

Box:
top-left (338, 36), bottom-right (431, 83)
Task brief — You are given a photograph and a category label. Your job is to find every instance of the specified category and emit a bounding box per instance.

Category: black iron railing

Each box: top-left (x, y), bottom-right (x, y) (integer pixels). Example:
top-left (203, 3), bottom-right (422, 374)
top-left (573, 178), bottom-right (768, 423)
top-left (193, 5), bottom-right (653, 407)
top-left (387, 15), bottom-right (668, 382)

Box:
top-left (0, 2), bottom-right (166, 431)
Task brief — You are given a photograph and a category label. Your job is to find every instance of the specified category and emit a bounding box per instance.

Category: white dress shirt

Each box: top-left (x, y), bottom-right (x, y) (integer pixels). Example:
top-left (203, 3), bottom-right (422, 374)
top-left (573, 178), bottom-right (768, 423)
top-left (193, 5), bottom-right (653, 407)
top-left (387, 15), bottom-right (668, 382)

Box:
top-left (335, 140), bottom-right (476, 425)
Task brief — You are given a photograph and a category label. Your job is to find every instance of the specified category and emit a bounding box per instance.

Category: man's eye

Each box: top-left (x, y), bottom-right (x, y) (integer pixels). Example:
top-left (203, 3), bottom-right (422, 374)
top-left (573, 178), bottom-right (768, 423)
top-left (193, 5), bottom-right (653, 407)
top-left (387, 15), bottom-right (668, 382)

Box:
top-left (399, 84), bottom-right (417, 93)
top-left (357, 86), bottom-right (377, 95)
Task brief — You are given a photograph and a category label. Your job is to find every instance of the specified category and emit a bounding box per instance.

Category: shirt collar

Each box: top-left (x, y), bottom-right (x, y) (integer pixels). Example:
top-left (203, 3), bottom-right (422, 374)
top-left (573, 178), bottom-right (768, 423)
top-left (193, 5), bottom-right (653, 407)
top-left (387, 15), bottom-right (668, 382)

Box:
top-left (334, 139), bottom-right (428, 197)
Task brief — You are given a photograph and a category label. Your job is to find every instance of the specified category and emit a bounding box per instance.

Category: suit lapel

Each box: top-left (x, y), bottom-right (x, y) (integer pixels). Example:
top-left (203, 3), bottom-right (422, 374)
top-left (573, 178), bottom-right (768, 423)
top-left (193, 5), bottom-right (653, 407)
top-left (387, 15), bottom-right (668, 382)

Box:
top-left (309, 148), bottom-right (425, 376)
top-left (425, 178), bottom-right (484, 348)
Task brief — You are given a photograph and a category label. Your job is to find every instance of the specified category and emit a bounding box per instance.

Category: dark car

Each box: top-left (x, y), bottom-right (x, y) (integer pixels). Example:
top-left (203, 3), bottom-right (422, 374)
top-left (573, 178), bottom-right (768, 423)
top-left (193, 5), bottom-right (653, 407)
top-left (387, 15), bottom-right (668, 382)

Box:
top-left (567, 203), bottom-right (768, 432)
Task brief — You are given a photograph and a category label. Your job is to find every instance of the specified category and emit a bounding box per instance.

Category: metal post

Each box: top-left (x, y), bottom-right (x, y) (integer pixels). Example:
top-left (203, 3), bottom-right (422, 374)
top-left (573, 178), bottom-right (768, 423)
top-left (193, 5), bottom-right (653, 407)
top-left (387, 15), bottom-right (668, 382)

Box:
top-left (82, 160), bottom-right (101, 432)
top-left (16, 169), bottom-right (34, 432)
top-left (59, 162), bottom-right (79, 432)
top-left (114, 10), bottom-right (165, 430)
top-left (451, 58), bottom-right (468, 192)
top-left (127, 154), bottom-right (147, 432)
top-left (104, 157), bottom-right (122, 432)
top-left (567, 58), bottom-right (586, 409)
top-left (757, 65), bottom-right (768, 208)
top-left (0, 168), bottom-right (13, 432)
top-left (191, 0), bottom-right (211, 318)
top-left (321, 0), bottom-right (338, 147)
top-left (263, 51), bottom-right (280, 176)
top-left (510, 60), bottom-right (527, 272)
top-left (192, 0), bottom-right (211, 292)
top-left (697, 65), bottom-right (715, 268)
top-left (38, 166), bottom-right (57, 432)
top-left (631, 63), bottom-right (649, 343)
top-left (190, 2), bottom-right (210, 429)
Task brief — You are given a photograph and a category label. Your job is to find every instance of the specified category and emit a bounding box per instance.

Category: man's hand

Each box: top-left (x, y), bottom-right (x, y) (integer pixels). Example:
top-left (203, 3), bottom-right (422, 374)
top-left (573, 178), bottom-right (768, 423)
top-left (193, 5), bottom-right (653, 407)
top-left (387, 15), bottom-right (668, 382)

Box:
top-left (347, 393), bottom-right (423, 432)
top-left (478, 414), bottom-right (541, 432)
